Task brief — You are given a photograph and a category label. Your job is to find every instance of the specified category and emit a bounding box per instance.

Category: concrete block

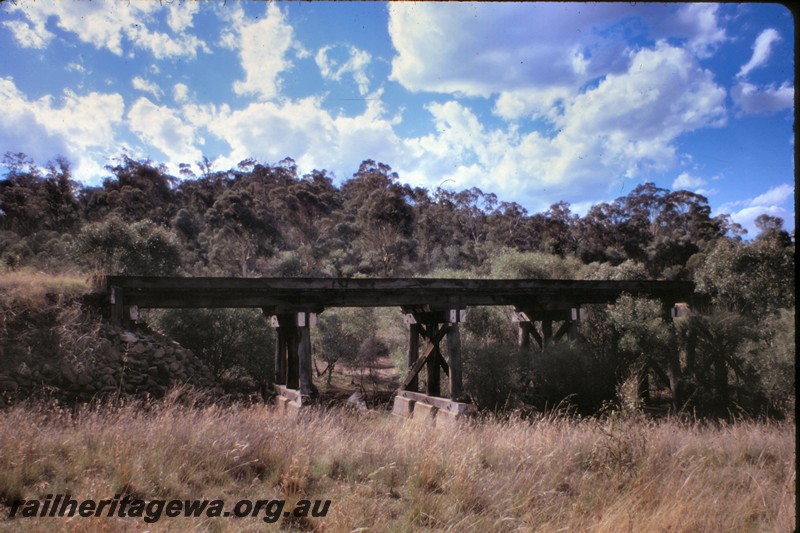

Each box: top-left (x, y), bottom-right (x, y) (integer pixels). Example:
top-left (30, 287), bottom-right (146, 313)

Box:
top-left (392, 395), bottom-right (415, 418)
top-left (275, 395), bottom-right (289, 413)
top-left (285, 399), bottom-right (302, 417)
top-left (435, 409), bottom-right (463, 430)
top-left (411, 401), bottom-right (438, 424)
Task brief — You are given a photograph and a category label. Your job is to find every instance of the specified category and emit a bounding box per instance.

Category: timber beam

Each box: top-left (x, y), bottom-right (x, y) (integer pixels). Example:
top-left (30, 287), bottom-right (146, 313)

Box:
top-left (104, 277), bottom-right (695, 310)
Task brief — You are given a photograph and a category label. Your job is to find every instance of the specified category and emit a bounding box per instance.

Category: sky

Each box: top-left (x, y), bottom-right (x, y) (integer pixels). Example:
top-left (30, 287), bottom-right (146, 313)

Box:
top-left (0, 1), bottom-right (795, 236)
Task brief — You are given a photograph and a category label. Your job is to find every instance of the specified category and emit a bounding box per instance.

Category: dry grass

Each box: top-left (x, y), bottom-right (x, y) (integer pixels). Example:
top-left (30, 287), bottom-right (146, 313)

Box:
top-left (0, 392), bottom-right (794, 532)
top-left (0, 270), bottom-right (90, 311)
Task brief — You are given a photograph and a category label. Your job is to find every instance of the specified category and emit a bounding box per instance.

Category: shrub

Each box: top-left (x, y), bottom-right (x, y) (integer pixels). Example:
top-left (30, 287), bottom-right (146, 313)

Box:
top-left (153, 308), bottom-right (273, 392)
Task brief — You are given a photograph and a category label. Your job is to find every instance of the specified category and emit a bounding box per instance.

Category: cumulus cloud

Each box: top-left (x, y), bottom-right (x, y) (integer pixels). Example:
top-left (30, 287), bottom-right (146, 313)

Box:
top-left (731, 81), bottom-right (793, 115)
top-left (132, 76), bottom-right (163, 99)
top-left (718, 183), bottom-right (794, 235)
top-left (230, 3), bottom-right (295, 100)
top-left (393, 41), bottom-right (728, 211)
top-left (738, 28), bottom-right (781, 78)
top-left (173, 83), bottom-right (190, 103)
top-left (2, 18), bottom-right (53, 49)
top-left (672, 172), bottom-right (707, 190)
top-left (3, 0), bottom-right (207, 59)
top-left (206, 92), bottom-right (401, 176)
top-left (749, 183), bottom-right (794, 206)
top-left (316, 45), bottom-right (372, 96)
top-left (128, 97), bottom-right (203, 165)
top-left (167, 1), bottom-right (199, 33)
top-left (388, 2), bottom-right (727, 107)
top-left (660, 3), bottom-right (727, 58)
top-left (388, 3), bottom-right (634, 99)
top-left (0, 77), bottom-right (124, 181)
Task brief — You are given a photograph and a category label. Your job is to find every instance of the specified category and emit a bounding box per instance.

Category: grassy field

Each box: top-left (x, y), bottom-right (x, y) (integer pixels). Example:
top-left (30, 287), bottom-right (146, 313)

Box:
top-left (0, 391), bottom-right (794, 532)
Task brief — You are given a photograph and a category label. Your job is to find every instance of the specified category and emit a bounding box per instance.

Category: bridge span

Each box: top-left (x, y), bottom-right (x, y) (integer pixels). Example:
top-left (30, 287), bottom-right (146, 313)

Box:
top-left (104, 276), bottom-right (694, 422)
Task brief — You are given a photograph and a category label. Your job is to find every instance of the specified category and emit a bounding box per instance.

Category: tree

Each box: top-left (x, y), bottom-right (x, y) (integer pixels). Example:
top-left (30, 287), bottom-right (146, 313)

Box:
top-left (608, 294), bottom-right (680, 406)
top-left (341, 161), bottom-right (417, 275)
top-left (754, 214), bottom-right (792, 247)
top-left (82, 155), bottom-right (178, 223)
top-left (73, 216), bottom-right (181, 276)
top-left (694, 237), bottom-right (794, 319)
top-left (205, 188), bottom-right (280, 276)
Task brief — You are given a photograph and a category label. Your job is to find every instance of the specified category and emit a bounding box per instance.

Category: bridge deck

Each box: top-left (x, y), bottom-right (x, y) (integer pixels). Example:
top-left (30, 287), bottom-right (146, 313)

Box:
top-left (105, 276), bottom-right (694, 311)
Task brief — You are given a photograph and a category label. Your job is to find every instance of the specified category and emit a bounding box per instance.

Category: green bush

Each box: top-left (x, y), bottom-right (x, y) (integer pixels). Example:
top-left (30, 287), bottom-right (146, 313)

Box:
top-left (153, 308), bottom-right (274, 392)
top-left (73, 216), bottom-right (181, 276)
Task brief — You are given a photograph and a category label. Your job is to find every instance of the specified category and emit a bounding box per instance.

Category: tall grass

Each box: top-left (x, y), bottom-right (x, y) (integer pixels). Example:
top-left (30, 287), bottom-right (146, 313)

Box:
top-left (0, 392), bottom-right (794, 532)
top-left (0, 270), bottom-right (89, 311)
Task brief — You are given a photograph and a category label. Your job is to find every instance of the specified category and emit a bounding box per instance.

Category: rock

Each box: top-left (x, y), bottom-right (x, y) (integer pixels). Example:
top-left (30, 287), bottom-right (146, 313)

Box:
top-left (120, 332), bottom-right (139, 343)
top-left (16, 362), bottom-right (31, 377)
top-left (0, 380), bottom-right (19, 393)
top-left (347, 391), bottom-right (368, 412)
top-left (129, 343), bottom-right (147, 355)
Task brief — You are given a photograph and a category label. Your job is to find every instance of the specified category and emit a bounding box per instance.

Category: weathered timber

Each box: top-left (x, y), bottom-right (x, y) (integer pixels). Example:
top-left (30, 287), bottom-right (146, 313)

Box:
top-left (447, 323), bottom-right (462, 400)
top-left (400, 341), bottom-right (438, 391)
top-left (297, 325), bottom-right (314, 396)
top-left (425, 329), bottom-right (441, 397)
top-left (518, 321), bottom-right (531, 348)
top-left (407, 323), bottom-right (420, 392)
top-left (553, 320), bottom-right (572, 342)
top-left (541, 320), bottom-right (553, 346)
top-left (104, 276), bottom-right (694, 310)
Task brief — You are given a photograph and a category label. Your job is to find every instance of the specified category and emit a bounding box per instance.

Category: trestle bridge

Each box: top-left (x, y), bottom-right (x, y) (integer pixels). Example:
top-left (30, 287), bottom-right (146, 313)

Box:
top-left (105, 277), bottom-right (693, 423)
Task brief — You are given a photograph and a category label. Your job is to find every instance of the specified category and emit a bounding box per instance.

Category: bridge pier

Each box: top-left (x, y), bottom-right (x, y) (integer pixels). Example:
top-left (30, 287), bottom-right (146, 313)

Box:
top-left (513, 306), bottom-right (585, 349)
top-left (268, 311), bottom-right (319, 407)
top-left (394, 308), bottom-right (470, 425)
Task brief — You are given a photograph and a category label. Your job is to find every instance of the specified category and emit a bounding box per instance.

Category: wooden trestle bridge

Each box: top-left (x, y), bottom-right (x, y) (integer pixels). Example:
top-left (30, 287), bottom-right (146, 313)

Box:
top-left (105, 277), bottom-right (693, 423)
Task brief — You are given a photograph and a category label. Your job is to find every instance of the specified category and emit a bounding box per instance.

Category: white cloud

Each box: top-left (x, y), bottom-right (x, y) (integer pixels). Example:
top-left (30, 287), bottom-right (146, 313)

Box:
top-left (718, 183), bottom-right (794, 235)
top-left (737, 28), bottom-right (781, 78)
top-left (127, 25), bottom-right (209, 60)
top-left (388, 2), bottom-right (727, 105)
top-left (132, 76), bottom-right (163, 99)
top-left (167, 1), bottom-right (199, 33)
top-left (128, 97), bottom-right (203, 165)
top-left (731, 82), bottom-right (794, 115)
top-left (205, 91), bottom-right (402, 177)
top-left (316, 45), bottom-right (372, 96)
top-left (750, 183), bottom-right (794, 206)
top-left (0, 77), bottom-right (124, 181)
top-left (66, 63), bottom-right (87, 73)
top-left (230, 3), bottom-right (295, 100)
top-left (672, 172), bottom-right (707, 190)
top-left (173, 83), bottom-right (190, 103)
top-left (390, 42), bottom-right (728, 212)
top-left (2, 18), bottom-right (53, 49)
top-left (4, 0), bottom-right (207, 59)
top-left (388, 3), bottom-right (631, 98)
top-left (664, 3), bottom-right (727, 58)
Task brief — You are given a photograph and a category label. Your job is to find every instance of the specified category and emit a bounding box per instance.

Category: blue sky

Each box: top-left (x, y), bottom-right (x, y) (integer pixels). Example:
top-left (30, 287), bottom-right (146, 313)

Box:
top-left (0, 1), bottom-right (794, 236)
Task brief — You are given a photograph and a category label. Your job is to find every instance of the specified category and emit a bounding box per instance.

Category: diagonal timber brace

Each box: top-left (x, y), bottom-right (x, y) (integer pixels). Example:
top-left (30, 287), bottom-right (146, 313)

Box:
top-left (400, 308), bottom-right (464, 400)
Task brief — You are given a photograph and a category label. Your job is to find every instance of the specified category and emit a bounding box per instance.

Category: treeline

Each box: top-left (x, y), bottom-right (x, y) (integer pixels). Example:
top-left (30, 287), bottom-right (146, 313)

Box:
top-left (0, 152), bottom-right (794, 416)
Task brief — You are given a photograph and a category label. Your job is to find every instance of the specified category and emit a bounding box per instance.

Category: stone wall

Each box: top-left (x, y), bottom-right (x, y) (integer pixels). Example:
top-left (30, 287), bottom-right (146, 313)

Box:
top-left (0, 323), bottom-right (222, 406)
